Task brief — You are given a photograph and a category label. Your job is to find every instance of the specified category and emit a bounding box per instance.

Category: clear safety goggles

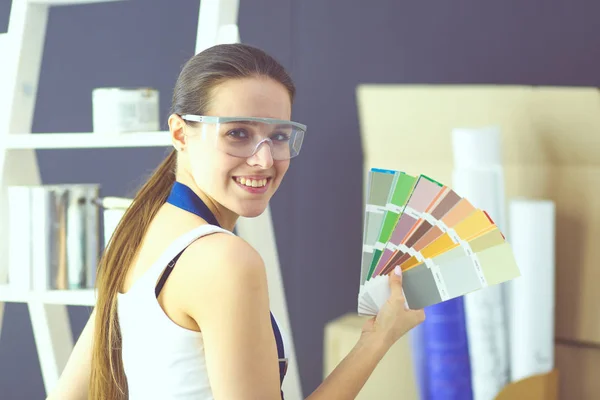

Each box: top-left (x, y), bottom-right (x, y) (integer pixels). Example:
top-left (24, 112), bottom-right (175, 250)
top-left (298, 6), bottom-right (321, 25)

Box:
top-left (180, 115), bottom-right (306, 161)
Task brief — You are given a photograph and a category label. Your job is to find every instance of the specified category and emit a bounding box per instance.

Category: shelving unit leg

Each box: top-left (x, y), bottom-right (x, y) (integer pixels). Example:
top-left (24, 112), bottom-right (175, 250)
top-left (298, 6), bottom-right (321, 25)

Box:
top-left (28, 301), bottom-right (74, 393)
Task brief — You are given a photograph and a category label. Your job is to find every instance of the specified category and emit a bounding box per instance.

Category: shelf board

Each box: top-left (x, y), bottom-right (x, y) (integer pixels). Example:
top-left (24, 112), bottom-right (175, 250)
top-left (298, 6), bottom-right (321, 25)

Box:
top-left (5, 132), bottom-right (172, 149)
top-left (0, 285), bottom-right (96, 306)
top-left (28, 0), bottom-right (125, 6)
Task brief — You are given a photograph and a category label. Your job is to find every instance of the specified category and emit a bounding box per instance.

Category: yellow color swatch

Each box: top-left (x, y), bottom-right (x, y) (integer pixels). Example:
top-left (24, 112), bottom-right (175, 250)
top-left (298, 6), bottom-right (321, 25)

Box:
top-left (401, 210), bottom-right (495, 271)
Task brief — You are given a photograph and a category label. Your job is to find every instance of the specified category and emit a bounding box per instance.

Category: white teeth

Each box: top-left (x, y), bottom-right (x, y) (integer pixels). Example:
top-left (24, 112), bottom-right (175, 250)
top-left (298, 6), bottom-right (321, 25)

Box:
top-left (236, 177), bottom-right (268, 188)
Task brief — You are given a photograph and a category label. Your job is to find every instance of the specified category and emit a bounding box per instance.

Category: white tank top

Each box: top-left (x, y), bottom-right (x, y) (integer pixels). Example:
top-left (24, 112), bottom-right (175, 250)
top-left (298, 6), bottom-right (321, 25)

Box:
top-left (117, 224), bottom-right (288, 399)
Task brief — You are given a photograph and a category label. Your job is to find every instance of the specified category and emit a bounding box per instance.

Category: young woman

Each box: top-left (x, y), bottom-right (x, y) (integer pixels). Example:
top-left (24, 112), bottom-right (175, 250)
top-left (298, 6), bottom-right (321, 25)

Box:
top-left (47, 43), bottom-right (425, 400)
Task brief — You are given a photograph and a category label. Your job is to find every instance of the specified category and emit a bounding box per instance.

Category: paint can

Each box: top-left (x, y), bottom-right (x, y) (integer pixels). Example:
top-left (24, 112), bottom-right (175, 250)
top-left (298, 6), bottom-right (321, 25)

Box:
top-left (92, 87), bottom-right (160, 133)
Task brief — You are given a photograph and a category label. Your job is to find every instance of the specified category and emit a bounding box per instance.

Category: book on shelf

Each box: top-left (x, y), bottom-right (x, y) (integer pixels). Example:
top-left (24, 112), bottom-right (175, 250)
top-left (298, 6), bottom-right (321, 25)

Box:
top-left (7, 184), bottom-right (101, 292)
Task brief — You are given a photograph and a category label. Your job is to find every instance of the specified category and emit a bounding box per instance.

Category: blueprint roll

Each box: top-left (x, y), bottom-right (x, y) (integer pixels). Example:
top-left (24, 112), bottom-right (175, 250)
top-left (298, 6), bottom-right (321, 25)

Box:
top-left (451, 126), bottom-right (510, 400)
top-left (451, 126), bottom-right (506, 230)
top-left (508, 199), bottom-right (556, 382)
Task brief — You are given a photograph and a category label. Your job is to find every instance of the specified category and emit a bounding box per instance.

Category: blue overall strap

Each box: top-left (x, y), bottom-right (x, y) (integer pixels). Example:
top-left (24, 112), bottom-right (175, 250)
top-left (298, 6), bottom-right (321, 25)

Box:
top-left (164, 181), bottom-right (287, 398)
top-left (166, 181), bottom-right (220, 227)
top-left (270, 312), bottom-right (287, 398)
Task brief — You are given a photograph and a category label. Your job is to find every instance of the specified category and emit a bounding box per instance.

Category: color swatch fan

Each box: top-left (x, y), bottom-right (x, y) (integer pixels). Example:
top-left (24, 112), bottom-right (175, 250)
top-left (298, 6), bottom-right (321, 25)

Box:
top-left (358, 168), bottom-right (521, 315)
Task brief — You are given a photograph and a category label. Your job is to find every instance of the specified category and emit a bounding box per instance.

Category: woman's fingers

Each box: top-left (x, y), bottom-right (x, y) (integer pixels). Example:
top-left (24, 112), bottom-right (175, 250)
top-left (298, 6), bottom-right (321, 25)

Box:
top-left (388, 266), bottom-right (408, 309)
top-left (388, 266), bottom-right (403, 294)
top-left (411, 308), bottom-right (426, 324)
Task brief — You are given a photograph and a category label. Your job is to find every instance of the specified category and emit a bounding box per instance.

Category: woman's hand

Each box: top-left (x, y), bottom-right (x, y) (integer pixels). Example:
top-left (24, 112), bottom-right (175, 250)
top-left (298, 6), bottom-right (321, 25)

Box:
top-left (361, 266), bottom-right (425, 348)
top-left (306, 266), bottom-right (426, 400)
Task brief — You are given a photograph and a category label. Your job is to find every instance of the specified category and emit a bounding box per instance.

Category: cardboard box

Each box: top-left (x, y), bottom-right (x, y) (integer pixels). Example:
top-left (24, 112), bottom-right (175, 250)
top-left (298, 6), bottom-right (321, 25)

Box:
top-left (555, 342), bottom-right (600, 399)
top-left (324, 313), bottom-right (419, 400)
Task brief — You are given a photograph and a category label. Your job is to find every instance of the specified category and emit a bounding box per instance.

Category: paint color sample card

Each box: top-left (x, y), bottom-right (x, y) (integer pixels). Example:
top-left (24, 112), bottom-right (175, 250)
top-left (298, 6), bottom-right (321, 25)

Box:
top-left (400, 209), bottom-right (496, 272)
top-left (372, 175), bottom-right (444, 277)
top-left (358, 168), bottom-right (521, 316)
top-left (410, 199), bottom-right (476, 257)
top-left (402, 228), bottom-right (509, 308)
top-left (378, 188), bottom-right (464, 276)
top-left (403, 241), bottom-right (520, 309)
top-left (360, 169), bottom-right (398, 284)
top-left (369, 172), bottom-right (418, 274)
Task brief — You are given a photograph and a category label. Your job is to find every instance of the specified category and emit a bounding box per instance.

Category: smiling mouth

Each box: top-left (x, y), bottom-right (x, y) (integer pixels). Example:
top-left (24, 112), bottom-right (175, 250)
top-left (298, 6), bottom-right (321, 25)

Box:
top-left (234, 176), bottom-right (271, 188)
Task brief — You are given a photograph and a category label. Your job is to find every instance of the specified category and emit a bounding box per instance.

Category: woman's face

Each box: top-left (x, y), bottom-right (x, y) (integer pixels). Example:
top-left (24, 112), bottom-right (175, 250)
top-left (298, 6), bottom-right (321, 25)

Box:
top-left (177, 76), bottom-right (293, 218)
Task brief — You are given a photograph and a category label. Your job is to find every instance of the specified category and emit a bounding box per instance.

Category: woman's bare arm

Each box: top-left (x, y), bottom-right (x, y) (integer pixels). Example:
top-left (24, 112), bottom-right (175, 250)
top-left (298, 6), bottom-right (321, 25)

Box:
top-left (307, 333), bottom-right (389, 399)
top-left (306, 269), bottom-right (425, 400)
top-left (45, 308), bottom-right (95, 400)
top-left (175, 233), bottom-right (282, 400)
top-left (177, 234), bottom-right (424, 400)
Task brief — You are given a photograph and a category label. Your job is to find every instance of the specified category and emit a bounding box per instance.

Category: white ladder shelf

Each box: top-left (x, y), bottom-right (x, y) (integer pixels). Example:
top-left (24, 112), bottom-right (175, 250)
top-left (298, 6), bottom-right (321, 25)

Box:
top-left (0, 1), bottom-right (303, 398)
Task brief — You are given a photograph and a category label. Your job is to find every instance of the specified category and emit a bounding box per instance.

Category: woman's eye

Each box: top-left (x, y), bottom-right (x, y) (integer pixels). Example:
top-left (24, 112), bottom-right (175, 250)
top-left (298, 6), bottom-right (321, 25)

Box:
top-left (227, 129), bottom-right (249, 139)
top-left (272, 132), bottom-right (290, 142)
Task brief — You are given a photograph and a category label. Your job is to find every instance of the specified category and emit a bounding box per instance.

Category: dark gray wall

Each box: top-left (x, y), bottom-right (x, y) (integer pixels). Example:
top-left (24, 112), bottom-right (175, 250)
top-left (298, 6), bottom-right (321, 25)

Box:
top-left (2, 0), bottom-right (600, 398)
top-left (0, 0), bottom-right (9, 34)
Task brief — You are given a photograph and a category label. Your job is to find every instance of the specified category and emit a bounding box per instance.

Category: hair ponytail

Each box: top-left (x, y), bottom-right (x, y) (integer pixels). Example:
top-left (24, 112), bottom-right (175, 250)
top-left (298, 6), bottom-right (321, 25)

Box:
top-left (89, 150), bottom-right (176, 399)
top-left (88, 43), bottom-right (295, 399)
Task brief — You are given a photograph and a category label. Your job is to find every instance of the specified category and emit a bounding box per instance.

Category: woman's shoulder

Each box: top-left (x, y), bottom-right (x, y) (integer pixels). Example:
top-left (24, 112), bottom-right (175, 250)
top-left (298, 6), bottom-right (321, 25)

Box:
top-left (181, 225), bottom-right (263, 270)
top-left (167, 225), bottom-right (268, 311)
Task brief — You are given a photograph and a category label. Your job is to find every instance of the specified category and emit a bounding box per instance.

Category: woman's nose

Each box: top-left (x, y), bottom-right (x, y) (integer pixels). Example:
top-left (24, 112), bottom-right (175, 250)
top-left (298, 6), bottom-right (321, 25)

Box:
top-left (247, 140), bottom-right (274, 168)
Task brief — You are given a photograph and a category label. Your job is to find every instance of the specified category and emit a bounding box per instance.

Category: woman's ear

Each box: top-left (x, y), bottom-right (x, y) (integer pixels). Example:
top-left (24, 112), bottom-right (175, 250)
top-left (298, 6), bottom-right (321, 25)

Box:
top-left (168, 113), bottom-right (186, 151)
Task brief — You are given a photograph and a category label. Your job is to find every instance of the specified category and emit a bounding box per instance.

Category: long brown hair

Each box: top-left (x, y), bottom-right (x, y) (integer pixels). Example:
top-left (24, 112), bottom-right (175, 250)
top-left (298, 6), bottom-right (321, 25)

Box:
top-left (89, 43), bottom-right (295, 399)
